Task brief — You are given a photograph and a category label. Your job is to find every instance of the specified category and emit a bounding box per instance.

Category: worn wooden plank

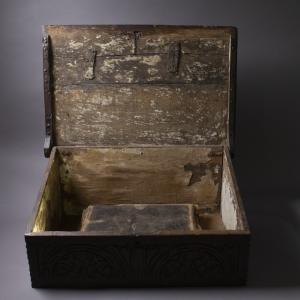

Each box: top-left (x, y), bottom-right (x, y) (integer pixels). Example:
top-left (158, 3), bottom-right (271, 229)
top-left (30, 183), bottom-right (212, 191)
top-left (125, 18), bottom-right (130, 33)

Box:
top-left (54, 84), bottom-right (228, 147)
top-left (25, 233), bottom-right (250, 287)
top-left (80, 204), bottom-right (229, 234)
top-left (81, 204), bottom-right (198, 234)
top-left (47, 25), bottom-right (232, 56)
top-left (47, 25), bottom-right (135, 56)
top-left (136, 29), bottom-right (230, 54)
top-left (228, 28), bottom-right (237, 155)
top-left (31, 149), bottom-right (62, 232)
top-left (50, 26), bottom-right (230, 86)
top-left (53, 52), bottom-right (228, 85)
top-left (58, 147), bottom-right (223, 214)
top-left (44, 25), bottom-right (235, 150)
top-left (42, 33), bottom-right (54, 157)
top-left (221, 148), bottom-right (249, 231)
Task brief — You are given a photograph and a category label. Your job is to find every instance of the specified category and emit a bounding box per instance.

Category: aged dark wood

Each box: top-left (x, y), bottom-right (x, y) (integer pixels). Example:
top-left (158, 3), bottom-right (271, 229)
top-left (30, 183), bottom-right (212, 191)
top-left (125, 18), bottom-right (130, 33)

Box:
top-left (83, 49), bottom-right (97, 80)
top-left (221, 147), bottom-right (249, 230)
top-left (25, 25), bottom-right (250, 288)
top-left (168, 42), bottom-right (181, 73)
top-left (228, 28), bottom-right (237, 156)
top-left (53, 52), bottom-right (228, 85)
top-left (25, 233), bottom-right (249, 288)
top-left (42, 33), bottom-right (54, 157)
top-left (80, 204), bottom-right (198, 234)
top-left (43, 25), bottom-right (235, 153)
top-left (54, 85), bottom-right (228, 147)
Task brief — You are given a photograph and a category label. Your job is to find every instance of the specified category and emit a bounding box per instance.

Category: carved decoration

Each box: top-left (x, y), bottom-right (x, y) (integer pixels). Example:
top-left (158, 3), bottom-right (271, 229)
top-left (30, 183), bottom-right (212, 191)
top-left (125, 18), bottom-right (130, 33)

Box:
top-left (26, 238), bottom-right (245, 286)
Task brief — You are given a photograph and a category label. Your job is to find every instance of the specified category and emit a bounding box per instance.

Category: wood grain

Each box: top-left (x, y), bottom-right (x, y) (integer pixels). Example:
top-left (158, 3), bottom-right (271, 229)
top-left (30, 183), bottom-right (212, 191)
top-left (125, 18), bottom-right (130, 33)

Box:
top-left (32, 149), bottom-right (62, 232)
top-left (58, 146), bottom-right (223, 215)
top-left (80, 204), bottom-right (198, 234)
top-left (47, 25), bottom-right (232, 56)
top-left (221, 148), bottom-right (249, 230)
top-left (44, 25), bottom-right (234, 150)
top-left (25, 233), bottom-right (250, 287)
top-left (53, 53), bottom-right (229, 85)
top-left (54, 84), bottom-right (228, 147)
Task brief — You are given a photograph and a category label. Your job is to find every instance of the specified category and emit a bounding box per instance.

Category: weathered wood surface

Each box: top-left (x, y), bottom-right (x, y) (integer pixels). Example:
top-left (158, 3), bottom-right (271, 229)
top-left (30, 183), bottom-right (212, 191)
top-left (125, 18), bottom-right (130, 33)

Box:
top-left (30, 145), bottom-right (248, 234)
top-left (32, 149), bottom-right (62, 232)
top-left (25, 232), bottom-right (250, 287)
top-left (81, 204), bottom-right (197, 234)
top-left (50, 26), bottom-right (230, 86)
top-left (47, 25), bottom-right (232, 56)
top-left (43, 25), bottom-right (235, 149)
top-left (58, 147), bottom-right (223, 214)
top-left (54, 84), bottom-right (228, 146)
top-left (221, 148), bottom-right (249, 231)
top-left (43, 34), bottom-right (54, 157)
top-left (53, 53), bottom-right (229, 85)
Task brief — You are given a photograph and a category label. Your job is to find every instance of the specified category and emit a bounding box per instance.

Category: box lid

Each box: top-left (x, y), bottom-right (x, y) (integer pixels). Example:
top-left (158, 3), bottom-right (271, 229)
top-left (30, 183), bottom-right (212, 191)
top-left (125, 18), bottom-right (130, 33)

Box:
top-left (43, 25), bottom-right (237, 157)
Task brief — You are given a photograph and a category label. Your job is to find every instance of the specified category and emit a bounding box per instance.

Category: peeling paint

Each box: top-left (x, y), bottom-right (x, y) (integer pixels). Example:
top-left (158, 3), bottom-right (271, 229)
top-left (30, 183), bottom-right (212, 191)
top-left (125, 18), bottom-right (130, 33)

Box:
top-left (141, 55), bottom-right (161, 66)
top-left (84, 67), bottom-right (94, 79)
top-left (69, 40), bottom-right (83, 50)
top-left (221, 166), bottom-right (238, 230)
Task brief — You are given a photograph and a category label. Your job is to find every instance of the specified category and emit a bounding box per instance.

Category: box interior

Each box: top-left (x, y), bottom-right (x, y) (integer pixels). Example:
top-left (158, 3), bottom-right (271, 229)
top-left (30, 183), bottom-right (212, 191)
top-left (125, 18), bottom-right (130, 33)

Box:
top-left (30, 146), bottom-right (246, 234)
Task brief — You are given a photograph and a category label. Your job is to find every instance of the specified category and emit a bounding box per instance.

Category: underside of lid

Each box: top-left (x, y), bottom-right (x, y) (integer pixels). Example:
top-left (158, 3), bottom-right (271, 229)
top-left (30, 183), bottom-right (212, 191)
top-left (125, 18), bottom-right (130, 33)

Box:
top-left (43, 25), bottom-right (237, 157)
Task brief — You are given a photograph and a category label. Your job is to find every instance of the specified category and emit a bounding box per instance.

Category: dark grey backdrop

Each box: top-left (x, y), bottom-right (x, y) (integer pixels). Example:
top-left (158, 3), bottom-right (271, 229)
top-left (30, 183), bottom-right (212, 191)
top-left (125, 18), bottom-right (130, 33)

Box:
top-left (1, 0), bottom-right (300, 299)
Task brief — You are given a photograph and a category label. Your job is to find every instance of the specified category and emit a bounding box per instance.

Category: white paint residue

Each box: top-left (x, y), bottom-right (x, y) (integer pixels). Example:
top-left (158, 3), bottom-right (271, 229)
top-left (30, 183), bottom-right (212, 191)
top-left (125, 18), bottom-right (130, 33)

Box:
top-left (100, 59), bottom-right (115, 73)
top-left (69, 40), bottom-right (83, 49)
top-left (147, 67), bottom-right (159, 75)
top-left (119, 87), bottom-right (133, 95)
top-left (100, 96), bottom-right (113, 106)
top-left (66, 61), bottom-right (77, 68)
top-left (84, 67), bottom-right (94, 79)
top-left (94, 37), bottom-right (127, 54)
top-left (221, 171), bottom-right (238, 230)
top-left (134, 204), bottom-right (146, 210)
top-left (142, 55), bottom-right (161, 66)
top-left (192, 134), bottom-right (205, 143)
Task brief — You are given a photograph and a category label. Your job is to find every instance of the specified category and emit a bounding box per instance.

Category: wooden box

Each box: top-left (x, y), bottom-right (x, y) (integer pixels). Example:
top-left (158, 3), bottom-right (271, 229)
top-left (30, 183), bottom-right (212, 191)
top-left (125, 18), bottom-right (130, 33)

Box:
top-left (25, 25), bottom-right (250, 288)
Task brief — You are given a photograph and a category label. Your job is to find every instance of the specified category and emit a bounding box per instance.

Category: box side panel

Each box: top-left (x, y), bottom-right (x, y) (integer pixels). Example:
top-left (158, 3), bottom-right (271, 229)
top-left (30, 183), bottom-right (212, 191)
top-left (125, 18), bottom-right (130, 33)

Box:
top-left (25, 233), bottom-right (249, 287)
top-left (27, 148), bottom-right (62, 233)
top-left (221, 148), bottom-right (249, 230)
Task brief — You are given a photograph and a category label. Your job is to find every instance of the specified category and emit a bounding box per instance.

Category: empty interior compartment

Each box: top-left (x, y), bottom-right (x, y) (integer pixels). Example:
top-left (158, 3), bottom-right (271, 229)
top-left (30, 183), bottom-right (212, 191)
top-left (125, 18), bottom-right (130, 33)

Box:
top-left (31, 146), bottom-right (246, 234)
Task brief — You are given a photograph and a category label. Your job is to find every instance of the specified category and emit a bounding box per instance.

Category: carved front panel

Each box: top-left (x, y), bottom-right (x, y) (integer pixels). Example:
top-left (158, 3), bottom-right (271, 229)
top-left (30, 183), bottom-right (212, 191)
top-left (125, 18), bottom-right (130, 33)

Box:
top-left (26, 234), bottom-right (249, 287)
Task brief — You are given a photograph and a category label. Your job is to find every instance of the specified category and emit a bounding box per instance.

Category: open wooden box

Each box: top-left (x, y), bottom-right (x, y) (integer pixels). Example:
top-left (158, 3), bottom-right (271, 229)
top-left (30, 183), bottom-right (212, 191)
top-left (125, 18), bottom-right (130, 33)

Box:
top-left (25, 25), bottom-right (250, 287)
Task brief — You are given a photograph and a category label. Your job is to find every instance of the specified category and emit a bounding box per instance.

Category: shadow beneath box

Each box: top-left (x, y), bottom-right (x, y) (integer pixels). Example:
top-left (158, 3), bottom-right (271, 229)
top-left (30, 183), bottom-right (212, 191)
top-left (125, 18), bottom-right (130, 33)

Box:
top-left (245, 195), bottom-right (300, 287)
